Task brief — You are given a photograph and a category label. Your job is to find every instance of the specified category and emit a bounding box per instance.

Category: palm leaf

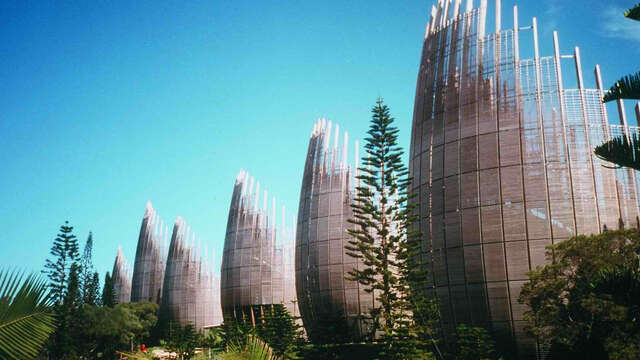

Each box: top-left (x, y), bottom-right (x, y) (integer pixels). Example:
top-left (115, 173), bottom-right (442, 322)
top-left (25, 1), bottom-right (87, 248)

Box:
top-left (594, 134), bottom-right (640, 171)
top-left (246, 335), bottom-right (281, 360)
top-left (625, 3), bottom-right (640, 21)
top-left (603, 71), bottom-right (640, 102)
top-left (0, 269), bottom-right (56, 360)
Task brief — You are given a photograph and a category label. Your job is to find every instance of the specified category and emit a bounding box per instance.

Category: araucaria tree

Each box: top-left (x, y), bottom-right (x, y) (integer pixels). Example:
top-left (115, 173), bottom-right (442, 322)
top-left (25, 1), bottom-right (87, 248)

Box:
top-left (43, 221), bottom-right (81, 358)
top-left (43, 221), bottom-right (80, 305)
top-left (102, 271), bottom-right (116, 307)
top-left (594, 3), bottom-right (640, 169)
top-left (346, 98), bottom-right (434, 359)
top-left (80, 232), bottom-right (100, 305)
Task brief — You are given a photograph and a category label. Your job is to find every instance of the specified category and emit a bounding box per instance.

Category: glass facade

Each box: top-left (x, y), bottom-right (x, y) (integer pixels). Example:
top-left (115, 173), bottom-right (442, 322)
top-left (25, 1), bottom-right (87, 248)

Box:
top-left (221, 170), bottom-right (298, 320)
top-left (410, 1), bottom-right (640, 358)
top-left (295, 119), bottom-right (375, 342)
top-left (131, 201), bottom-right (168, 304)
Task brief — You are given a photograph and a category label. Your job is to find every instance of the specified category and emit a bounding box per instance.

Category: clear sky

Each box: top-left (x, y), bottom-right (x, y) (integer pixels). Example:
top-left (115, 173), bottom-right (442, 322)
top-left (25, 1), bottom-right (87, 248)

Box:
top-left (1, 0), bottom-right (638, 279)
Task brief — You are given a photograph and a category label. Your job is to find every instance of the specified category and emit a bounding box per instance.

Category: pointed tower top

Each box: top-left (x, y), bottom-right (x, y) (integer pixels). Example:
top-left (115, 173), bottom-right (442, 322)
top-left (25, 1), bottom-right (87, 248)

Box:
top-left (144, 201), bottom-right (154, 216)
top-left (236, 169), bottom-right (247, 184)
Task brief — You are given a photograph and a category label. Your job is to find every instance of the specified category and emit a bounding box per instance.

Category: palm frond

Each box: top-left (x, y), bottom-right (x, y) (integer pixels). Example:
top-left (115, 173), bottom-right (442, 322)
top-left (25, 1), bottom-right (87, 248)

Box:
top-left (603, 71), bottom-right (640, 102)
top-left (594, 134), bottom-right (640, 171)
top-left (0, 269), bottom-right (56, 360)
top-left (245, 335), bottom-right (281, 360)
top-left (625, 3), bottom-right (640, 21)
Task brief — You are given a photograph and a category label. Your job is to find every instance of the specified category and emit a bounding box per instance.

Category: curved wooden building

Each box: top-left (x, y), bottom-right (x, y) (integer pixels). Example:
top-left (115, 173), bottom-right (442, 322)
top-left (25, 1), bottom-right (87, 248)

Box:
top-left (160, 217), bottom-right (223, 330)
top-left (295, 119), bottom-right (374, 343)
top-left (112, 247), bottom-right (132, 304)
top-left (131, 201), bottom-right (168, 304)
top-left (410, 1), bottom-right (640, 358)
top-left (221, 170), bottom-right (298, 320)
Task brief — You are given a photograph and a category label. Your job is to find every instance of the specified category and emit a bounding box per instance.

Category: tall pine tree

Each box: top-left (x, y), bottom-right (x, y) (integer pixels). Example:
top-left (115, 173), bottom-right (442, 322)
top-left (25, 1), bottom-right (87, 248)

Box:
top-left (44, 221), bottom-right (80, 305)
top-left (346, 98), bottom-right (435, 359)
top-left (86, 271), bottom-right (101, 306)
top-left (102, 272), bottom-right (116, 307)
top-left (44, 222), bottom-right (81, 358)
top-left (80, 232), bottom-right (99, 305)
top-left (50, 264), bottom-right (83, 359)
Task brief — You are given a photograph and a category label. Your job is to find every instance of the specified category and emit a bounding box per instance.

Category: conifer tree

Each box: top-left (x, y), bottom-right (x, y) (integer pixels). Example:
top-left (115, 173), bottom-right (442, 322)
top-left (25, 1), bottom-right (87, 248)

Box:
top-left (346, 98), bottom-right (435, 359)
top-left (256, 304), bottom-right (304, 358)
top-left (44, 221), bottom-right (80, 305)
top-left (602, 3), bottom-right (640, 103)
top-left (64, 264), bottom-right (82, 313)
top-left (594, 4), bottom-right (640, 169)
top-left (85, 271), bottom-right (100, 306)
top-left (80, 231), bottom-right (96, 304)
top-left (101, 272), bottom-right (116, 307)
top-left (50, 263), bottom-right (83, 359)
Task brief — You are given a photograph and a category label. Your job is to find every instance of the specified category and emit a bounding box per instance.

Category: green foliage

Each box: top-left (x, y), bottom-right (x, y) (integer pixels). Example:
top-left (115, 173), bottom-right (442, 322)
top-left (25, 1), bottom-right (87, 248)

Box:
top-left (452, 324), bottom-right (501, 360)
top-left (165, 323), bottom-right (199, 359)
top-left (101, 271), bottom-right (116, 307)
top-left (603, 71), bottom-right (640, 103)
top-left (81, 232), bottom-right (100, 305)
top-left (78, 304), bottom-right (141, 358)
top-left (588, 261), bottom-right (640, 359)
top-left (625, 3), bottom-right (640, 21)
top-left (345, 98), bottom-right (435, 360)
top-left (594, 134), bottom-right (640, 170)
top-left (63, 264), bottom-right (82, 312)
top-left (298, 343), bottom-right (382, 360)
top-left (0, 270), bottom-right (56, 360)
top-left (255, 304), bottom-right (304, 358)
top-left (519, 229), bottom-right (640, 359)
top-left (118, 301), bottom-right (159, 345)
top-left (220, 335), bottom-right (281, 360)
top-left (305, 306), bottom-right (354, 345)
top-left (74, 302), bottom-right (158, 359)
top-left (220, 317), bottom-right (256, 352)
top-left (43, 221), bottom-right (79, 305)
top-left (43, 222), bottom-right (82, 359)
top-left (202, 326), bottom-right (225, 351)
top-left (51, 263), bottom-right (83, 358)
top-left (601, 6), bottom-right (639, 102)
top-left (244, 335), bottom-right (281, 360)
top-left (596, 5), bottom-right (640, 170)
top-left (87, 271), bottom-right (101, 306)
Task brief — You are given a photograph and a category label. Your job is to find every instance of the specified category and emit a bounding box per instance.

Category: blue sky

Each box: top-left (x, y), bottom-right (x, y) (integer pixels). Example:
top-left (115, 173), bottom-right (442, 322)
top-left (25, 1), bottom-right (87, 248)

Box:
top-left (1, 0), bottom-right (638, 279)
